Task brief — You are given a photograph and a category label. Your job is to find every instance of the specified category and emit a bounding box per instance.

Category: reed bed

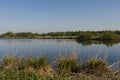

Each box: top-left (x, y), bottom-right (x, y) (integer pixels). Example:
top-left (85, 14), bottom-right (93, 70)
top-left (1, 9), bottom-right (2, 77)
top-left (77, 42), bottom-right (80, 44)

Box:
top-left (0, 54), bottom-right (119, 80)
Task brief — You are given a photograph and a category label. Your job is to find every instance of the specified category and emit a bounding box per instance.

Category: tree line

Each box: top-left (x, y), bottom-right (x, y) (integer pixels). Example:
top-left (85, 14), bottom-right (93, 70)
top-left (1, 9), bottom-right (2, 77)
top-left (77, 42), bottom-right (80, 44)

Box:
top-left (0, 31), bottom-right (120, 40)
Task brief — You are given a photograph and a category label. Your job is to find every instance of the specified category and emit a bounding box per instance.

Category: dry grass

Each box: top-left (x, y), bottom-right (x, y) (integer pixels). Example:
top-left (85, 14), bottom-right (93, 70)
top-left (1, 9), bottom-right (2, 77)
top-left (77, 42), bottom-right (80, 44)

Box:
top-left (0, 55), bottom-right (119, 80)
top-left (84, 58), bottom-right (112, 77)
top-left (55, 56), bottom-right (80, 74)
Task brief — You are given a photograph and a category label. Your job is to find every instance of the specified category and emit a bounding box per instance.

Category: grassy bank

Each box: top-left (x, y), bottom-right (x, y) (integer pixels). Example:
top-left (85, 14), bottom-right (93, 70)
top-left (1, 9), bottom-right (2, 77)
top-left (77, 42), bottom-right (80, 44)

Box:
top-left (0, 55), bottom-right (119, 80)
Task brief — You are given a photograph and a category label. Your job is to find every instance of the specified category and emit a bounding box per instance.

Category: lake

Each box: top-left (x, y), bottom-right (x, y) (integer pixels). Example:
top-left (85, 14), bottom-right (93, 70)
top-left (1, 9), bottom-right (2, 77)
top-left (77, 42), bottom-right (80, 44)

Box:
top-left (0, 39), bottom-right (120, 65)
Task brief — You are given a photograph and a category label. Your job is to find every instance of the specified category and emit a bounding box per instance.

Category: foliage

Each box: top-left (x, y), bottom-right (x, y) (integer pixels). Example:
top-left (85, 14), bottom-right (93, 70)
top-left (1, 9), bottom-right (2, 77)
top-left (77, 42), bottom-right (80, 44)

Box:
top-left (0, 31), bottom-right (120, 40)
top-left (27, 56), bottom-right (52, 76)
top-left (101, 32), bottom-right (120, 40)
top-left (0, 32), bottom-right (39, 38)
top-left (0, 55), bottom-right (119, 79)
top-left (55, 56), bottom-right (81, 74)
top-left (0, 70), bottom-right (113, 80)
top-left (84, 58), bottom-right (112, 76)
top-left (27, 57), bottom-right (48, 69)
top-left (3, 55), bottom-right (25, 71)
top-left (77, 33), bottom-right (92, 40)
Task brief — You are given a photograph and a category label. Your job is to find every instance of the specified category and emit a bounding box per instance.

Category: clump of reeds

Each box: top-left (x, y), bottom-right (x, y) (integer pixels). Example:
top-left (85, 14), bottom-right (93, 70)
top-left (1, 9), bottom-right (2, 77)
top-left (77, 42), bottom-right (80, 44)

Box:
top-left (1, 55), bottom-right (53, 76)
top-left (55, 55), bottom-right (80, 74)
top-left (0, 55), bottom-right (117, 79)
top-left (3, 55), bottom-right (25, 71)
top-left (27, 57), bottom-right (48, 69)
top-left (84, 58), bottom-right (112, 77)
top-left (27, 56), bottom-right (53, 76)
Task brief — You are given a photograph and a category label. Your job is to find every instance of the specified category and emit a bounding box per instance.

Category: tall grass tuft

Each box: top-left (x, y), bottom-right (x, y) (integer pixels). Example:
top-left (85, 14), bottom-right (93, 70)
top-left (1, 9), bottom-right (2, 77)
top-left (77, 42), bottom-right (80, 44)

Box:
top-left (27, 57), bottom-right (48, 69)
top-left (55, 55), bottom-right (80, 74)
top-left (3, 55), bottom-right (25, 71)
top-left (27, 56), bottom-right (52, 76)
top-left (0, 55), bottom-right (118, 79)
top-left (84, 58), bottom-right (112, 77)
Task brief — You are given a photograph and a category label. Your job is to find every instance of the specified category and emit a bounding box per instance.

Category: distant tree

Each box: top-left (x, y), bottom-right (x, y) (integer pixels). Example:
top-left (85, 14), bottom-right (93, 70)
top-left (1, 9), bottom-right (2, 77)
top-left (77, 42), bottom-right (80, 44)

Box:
top-left (0, 31), bottom-right (120, 39)
top-left (1, 32), bottom-right (16, 38)
top-left (101, 32), bottom-right (120, 40)
top-left (77, 33), bottom-right (92, 40)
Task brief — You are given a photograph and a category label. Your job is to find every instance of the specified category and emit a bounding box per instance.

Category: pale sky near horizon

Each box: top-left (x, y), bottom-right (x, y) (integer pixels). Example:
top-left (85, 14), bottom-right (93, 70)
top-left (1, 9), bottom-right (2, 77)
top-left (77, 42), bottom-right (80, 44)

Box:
top-left (0, 0), bottom-right (120, 33)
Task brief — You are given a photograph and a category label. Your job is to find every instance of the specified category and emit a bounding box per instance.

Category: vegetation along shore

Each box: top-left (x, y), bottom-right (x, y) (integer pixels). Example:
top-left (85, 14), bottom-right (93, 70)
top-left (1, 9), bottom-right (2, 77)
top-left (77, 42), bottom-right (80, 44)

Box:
top-left (0, 55), bottom-right (120, 80)
top-left (0, 54), bottom-right (119, 80)
top-left (0, 30), bottom-right (120, 40)
top-left (0, 31), bottom-right (120, 80)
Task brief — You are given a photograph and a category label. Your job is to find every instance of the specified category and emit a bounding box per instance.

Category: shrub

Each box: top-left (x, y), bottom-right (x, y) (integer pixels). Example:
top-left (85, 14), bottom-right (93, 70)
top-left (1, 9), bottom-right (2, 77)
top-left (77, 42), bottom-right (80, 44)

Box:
top-left (100, 32), bottom-right (120, 40)
top-left (77, 33), bottom-right (92, 40)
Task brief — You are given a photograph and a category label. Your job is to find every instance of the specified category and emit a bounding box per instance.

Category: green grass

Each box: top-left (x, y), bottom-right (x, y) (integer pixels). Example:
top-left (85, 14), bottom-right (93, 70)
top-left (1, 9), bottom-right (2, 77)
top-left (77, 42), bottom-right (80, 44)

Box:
top-left (27, 57), bottom-right (48, 69)
top-left (84, 58), bottom-right (112, 75)
top-left (27, 57), bottom-right (52, 76)
top-left (0, 55), bottom-right (119, 80)
top-left (55, 56), bottom-right (80, 74)
top-left (3, 55), bottom-right (25, 71)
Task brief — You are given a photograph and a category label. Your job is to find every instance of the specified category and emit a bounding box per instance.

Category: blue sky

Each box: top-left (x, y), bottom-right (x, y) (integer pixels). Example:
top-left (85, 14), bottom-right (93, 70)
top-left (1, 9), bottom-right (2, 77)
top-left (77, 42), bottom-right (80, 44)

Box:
top-left (0, 0), bottom-right (120, 33)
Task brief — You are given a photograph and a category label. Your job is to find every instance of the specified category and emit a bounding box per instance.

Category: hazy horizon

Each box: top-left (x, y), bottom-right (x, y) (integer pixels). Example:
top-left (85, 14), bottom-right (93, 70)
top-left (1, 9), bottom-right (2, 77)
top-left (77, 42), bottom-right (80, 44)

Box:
top-left (0, 0), bottom-right (120, 33)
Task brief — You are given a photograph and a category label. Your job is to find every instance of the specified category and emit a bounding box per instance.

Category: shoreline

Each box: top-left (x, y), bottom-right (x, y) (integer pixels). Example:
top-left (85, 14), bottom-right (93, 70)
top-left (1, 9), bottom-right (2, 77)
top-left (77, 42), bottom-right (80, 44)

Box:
top-left (0, 55), bottom-right (119, 79)
top-left (0, 36), bottom-right (78, 39)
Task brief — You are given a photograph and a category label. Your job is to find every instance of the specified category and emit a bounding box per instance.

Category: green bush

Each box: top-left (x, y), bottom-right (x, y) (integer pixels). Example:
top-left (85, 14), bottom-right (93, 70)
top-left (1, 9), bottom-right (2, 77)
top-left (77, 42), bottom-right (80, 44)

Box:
top-left (77, 33), bottom-right (92, 40)
top-left (100, 32), bottom-right (120, 40)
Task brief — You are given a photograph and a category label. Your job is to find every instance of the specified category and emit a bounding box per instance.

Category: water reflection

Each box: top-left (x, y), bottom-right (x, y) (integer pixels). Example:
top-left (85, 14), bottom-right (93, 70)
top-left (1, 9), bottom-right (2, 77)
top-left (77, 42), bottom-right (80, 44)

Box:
top-left (76, 40), bottom-right (120, 47)
top-left (0, 39), bottom-right (119, 65)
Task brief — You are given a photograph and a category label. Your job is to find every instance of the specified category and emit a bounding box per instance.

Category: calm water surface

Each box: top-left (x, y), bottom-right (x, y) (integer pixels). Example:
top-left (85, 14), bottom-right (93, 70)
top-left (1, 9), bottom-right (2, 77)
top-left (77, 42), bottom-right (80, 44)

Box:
top-left (0, 39), bottom-right (120, 64)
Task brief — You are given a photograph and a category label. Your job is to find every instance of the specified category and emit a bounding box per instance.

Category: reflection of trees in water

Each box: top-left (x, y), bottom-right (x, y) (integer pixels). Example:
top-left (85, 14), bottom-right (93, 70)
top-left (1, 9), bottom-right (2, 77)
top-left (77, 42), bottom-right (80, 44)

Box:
top-left (56, 39), bottom-right (75, 42)
top-left (100, 40), bottom-right (120, 47)
top-left (76, 40), bottom-right (120, 47)
top-left (76, 40), bottom-right (93, 46)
